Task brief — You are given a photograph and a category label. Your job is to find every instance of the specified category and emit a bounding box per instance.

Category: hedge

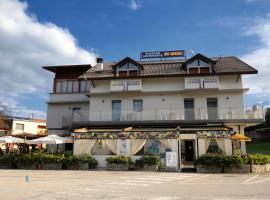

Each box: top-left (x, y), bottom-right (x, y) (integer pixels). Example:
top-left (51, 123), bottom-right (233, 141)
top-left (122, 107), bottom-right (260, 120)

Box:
top-left (196, 154), bottom-right (270, 167)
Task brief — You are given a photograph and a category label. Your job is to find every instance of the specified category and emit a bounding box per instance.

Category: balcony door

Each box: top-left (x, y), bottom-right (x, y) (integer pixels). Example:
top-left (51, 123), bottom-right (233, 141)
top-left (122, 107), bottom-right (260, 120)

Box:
top-left (112, 100), bottom-right (121, 121)
top-left (184, 98), bottom-right (195, 120)
top-left (207, 98), bottom-right (218, 120)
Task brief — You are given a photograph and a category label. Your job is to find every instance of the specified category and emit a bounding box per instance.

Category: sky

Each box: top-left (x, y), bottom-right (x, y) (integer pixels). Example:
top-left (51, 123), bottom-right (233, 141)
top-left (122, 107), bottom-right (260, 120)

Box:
top-left (0, 0), bottom-right (270, 119)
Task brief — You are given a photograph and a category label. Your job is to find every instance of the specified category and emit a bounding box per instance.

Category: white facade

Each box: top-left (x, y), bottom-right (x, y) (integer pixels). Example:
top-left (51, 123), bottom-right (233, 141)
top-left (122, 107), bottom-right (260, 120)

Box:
top-left (44, 55), bottom-right (263, 170)
top-left (11, 118), bottom-right (46, 135)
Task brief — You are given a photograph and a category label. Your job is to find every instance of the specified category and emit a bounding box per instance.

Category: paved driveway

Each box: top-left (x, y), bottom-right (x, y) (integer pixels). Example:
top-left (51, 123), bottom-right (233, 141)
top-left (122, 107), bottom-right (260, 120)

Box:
top-left (0, 170), bottom-right (270, 200)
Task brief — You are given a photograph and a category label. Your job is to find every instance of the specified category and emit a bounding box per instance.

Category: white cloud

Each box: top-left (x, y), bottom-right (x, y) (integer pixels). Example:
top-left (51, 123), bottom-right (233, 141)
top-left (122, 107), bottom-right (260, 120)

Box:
top-left (0, 0), bottom-right (96, 118)
top-left (241, 15), bottom-right (270, 95)
top-left (129, 0), bottom-right (141, 11)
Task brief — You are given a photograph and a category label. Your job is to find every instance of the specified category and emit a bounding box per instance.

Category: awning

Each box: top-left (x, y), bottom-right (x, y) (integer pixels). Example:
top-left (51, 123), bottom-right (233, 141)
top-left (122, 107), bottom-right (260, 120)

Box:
top-left (231, 133), bottom-right (251, 142)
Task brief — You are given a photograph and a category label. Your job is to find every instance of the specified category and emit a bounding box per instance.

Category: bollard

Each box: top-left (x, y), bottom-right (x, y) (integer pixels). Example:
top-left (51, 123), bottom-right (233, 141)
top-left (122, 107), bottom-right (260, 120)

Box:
top-left (25, 175), bottom-right (29, 182)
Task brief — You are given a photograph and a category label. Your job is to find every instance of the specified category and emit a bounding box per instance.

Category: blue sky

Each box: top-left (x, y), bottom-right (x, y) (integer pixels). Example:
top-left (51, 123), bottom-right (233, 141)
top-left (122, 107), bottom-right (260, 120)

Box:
top-left (0, 0), bottom-right (270, 118)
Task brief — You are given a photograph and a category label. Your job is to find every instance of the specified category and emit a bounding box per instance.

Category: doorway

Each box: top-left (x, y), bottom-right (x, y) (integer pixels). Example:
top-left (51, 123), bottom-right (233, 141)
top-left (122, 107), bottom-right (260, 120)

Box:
top-left (181, 140), bottom-right (195, 164)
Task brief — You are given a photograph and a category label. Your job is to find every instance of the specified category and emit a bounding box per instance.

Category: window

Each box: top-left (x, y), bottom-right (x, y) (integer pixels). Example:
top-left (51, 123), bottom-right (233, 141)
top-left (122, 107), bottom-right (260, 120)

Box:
top-left (112, 100), bottom-right (121, 121)
top-left (15, 123), bottom-right (24, 131)
top-left (61, 80), bottom-right (67, 93)
top-left (72, 107), bottom-right (81, 111)
top-left (184, 98), bottom-right (195, 120)
top-left (117, 61), bottom-right (139, 77)
top-left (85, 80), bottom-right (90, 92)
top-left (73, 81), bottom-right (79, 93)
top-left (56, 81), bottom-right (61, 93)
top-left (133, 100), bottom-right (143, 112)
top-left (67, 81), bottom-right (73, 93)
top-left (80, 80), bottom-right (86, 92)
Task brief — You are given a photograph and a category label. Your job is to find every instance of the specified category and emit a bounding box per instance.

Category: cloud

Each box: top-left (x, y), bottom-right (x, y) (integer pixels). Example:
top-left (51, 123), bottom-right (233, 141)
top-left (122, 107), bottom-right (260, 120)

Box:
top-left (241, 15), bottom-right (270, 95)
top-left (129, 0), bottom-right (141, 11)
top-left (0, 0), bottom-right (96, 118)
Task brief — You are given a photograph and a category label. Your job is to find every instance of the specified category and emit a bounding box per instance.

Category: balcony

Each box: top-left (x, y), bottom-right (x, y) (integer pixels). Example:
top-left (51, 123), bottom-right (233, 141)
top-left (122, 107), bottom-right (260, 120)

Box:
top-left (185, 76), bottom-right (219, 89)
top-left (62, 106), bottom-right (264, 126)
top-left (110, 79), bottom-right (142, 92)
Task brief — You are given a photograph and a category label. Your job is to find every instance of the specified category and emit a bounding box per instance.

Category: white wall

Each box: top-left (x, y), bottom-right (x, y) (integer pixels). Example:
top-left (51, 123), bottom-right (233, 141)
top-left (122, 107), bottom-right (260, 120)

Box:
top-left (47, 102), bottom-right (89, 129)
top-left (12, 120), bottom-right (46, 135)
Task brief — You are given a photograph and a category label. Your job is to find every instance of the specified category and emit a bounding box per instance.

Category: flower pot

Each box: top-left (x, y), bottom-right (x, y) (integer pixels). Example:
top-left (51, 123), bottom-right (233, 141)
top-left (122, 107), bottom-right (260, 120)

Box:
top-left (18, 164), bottom-right (36, 170)
top-left (224, 165), bottom-right (250, 174)
top-left (107, 163), bottom-right (129, 171)
top-left (43, 162), bottom-right (62, 170)
top-left (136, 164), bottom-right (158, 171)
top-left (0, 163), bottom-right (11, 169)
top-left (266, 164), bottom-right (270, 172)
top-left (36, 163), bottom-right (43, 170)
top-left (196, 165), bottom-right (223, 173)
top-left (67, 163), bottom-right (89, 170)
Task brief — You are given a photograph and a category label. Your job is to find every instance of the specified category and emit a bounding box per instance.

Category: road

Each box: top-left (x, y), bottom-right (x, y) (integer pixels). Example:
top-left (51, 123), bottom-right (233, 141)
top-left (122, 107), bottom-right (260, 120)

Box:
top-left (0, 170), bottom-right (270, 200)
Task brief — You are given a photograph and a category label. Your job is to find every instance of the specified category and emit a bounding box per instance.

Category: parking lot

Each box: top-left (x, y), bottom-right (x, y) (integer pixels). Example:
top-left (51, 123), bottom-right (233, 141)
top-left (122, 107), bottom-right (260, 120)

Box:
top-left (0, 170), bottom-right (270, 200)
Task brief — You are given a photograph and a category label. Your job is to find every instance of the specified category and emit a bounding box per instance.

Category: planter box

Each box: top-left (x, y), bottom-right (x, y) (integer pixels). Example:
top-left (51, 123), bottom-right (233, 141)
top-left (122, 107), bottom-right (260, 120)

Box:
top-left (0, 163), bottom-right (11, 169)
top-left (136, 165), bottom-right (158, 171)
top-left (107, 163), bottom-right (129, 171)
top-left (224, 165), bottom-right (250, 174)
top-left (251, 165), bottom-right (266, 173)
top-left (18, 164), bottom-right (36, 170)
top-left (196, 165), bottom-right (223, 173)
top-left (43, 163), bottom-right (62, 170)
top-left (67, 163), bottom-right (89, 170)
top-left (266, 164), bottom-right (270, 172)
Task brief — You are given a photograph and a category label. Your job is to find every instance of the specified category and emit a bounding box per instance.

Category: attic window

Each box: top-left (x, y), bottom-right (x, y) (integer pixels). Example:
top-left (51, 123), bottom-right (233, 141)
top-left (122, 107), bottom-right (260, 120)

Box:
top-left (187, 59), bottom-right (212, 74)
top-left (117, 62), bottom-right (139, 77)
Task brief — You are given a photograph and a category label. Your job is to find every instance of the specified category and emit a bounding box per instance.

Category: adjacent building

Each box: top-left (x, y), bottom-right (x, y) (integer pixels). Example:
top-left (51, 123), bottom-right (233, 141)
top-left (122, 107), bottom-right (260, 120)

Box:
top-left (43, 53), bottom-right (264, 170)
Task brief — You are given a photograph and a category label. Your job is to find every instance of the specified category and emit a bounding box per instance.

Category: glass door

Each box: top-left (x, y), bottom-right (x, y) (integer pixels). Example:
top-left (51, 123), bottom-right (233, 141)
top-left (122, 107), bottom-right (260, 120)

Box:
top-left (112, 100), bottom-right (121, 121)
top-left (184, 98), bottom-right (195, 120)
top-left (207, 98), bottom-right (218, 120)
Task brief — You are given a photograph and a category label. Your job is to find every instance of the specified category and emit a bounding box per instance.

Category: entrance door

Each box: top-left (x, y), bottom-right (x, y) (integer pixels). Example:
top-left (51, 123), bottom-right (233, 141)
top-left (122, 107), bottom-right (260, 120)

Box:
top-left (184, 140), bottom-right (194, 162)
top-left (207, 98), bottom-right (218, 120)
top-left (184, 98), bottom-right (195, 120)
top-left (112, 100), bottom-right (121, 121)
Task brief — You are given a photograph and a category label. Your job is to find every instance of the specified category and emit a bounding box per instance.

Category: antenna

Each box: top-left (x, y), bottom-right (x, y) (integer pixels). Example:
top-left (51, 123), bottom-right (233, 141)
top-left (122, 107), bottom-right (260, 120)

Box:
top-left (90, 48), bottom-right (101, 58)
top-left (190, 49), bottom-right (195, 56)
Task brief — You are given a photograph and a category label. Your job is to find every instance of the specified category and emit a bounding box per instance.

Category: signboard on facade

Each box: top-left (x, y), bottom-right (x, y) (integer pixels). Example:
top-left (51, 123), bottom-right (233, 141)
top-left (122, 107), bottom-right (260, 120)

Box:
top-left (140, 50), bottom-right (185, 59)
top-left (166, 151), bottom-right (177, 167)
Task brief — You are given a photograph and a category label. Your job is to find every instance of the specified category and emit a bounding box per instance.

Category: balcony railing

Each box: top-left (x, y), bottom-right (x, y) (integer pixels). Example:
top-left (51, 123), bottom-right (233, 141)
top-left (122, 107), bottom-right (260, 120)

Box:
top-left (64, 106), bottom-right (264, 125)
top-left (110, 79), bottom-right (142, 92)
top-left (185, 76), bottom-right (219, 89)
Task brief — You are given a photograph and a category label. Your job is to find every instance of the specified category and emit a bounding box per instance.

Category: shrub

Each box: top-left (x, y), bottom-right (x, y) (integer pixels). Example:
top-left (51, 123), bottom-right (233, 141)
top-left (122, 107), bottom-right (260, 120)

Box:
top-left (64, 154), bottom-right (98, 169)
top-left (106, 156), bottom-right (131, 165)
top-left (135, 156), bottom-right (160, 167)
top-left (247, 154), bottom-right (270, 165)
top-left (32, 150), bottom-right (64, 164)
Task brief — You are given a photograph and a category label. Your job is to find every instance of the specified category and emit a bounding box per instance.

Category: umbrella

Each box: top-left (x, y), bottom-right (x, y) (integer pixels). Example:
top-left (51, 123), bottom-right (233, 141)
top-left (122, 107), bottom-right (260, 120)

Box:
top-left (0, 136), bottom-right (26, 143)
top-left (27, 134), bottom-right (73, 144)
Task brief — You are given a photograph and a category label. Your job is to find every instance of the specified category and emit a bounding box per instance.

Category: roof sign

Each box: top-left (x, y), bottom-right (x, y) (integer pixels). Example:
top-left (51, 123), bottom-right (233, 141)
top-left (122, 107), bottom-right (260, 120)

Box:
top-left (140, 50), bottom-right (185, 60)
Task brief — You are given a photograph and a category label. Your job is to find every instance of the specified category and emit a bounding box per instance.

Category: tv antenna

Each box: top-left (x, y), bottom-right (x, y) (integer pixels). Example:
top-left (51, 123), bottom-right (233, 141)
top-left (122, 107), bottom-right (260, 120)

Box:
top-left (89, 48), bottom-right (101, 58)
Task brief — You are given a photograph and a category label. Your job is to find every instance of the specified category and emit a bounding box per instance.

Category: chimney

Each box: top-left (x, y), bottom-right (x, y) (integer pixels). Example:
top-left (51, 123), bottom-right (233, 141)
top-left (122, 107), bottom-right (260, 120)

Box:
top-left (95, 57), bottom-right (103, 72)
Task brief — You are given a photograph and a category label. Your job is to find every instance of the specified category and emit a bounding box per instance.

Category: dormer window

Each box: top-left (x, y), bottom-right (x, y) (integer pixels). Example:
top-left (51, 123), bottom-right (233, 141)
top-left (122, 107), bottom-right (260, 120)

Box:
top-left (183, 53), bottom-right (215, 74)
top-left (113, 57), bottom-right (143, 77)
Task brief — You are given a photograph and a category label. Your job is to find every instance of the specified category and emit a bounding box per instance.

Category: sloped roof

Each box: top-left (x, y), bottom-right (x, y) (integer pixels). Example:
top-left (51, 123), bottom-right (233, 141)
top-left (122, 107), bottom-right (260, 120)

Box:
top-left (81, 56), bottom-right (257, 80)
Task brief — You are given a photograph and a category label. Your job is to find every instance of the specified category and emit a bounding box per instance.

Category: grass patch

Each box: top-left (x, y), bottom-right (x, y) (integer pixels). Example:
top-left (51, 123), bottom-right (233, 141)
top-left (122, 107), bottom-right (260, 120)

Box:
top-left (246, 142), bottom-right (270, 155)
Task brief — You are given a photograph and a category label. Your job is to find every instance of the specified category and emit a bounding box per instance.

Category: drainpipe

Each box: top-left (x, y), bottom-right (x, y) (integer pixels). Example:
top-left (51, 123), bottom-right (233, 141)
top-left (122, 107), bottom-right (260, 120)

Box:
top-left (177, 125), bottom-right (181, 171)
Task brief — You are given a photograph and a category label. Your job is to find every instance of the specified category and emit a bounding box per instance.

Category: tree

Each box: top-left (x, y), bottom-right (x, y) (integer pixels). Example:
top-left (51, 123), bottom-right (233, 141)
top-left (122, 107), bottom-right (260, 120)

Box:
top-left (265, 108), bottom-right (270, 127)
top-left (0, 102), bottom-right (11, 134)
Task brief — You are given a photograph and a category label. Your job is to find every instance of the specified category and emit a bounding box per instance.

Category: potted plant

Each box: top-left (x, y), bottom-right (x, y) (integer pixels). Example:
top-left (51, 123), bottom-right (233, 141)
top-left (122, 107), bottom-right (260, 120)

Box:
top-left (223, 156), bottom-right (250, 173)
top-left (135, 156), bottom-right (160, 171)
top-left (0, 154), bottom-right (10, 169)
top-left (65, 154), bottom-right (95, 170)
top-left (106, 156), bottom-right (130, 171)
top-left (17, 154), bottom-right (36, 170)
top-left (196, 154), bottom-right (224, 173)
top-left (247, 154), bottom-right (270, 173)
top-left (42, 153), bottom-right (64, 170)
